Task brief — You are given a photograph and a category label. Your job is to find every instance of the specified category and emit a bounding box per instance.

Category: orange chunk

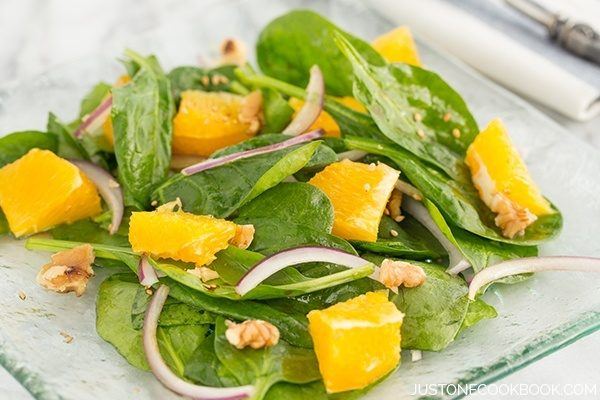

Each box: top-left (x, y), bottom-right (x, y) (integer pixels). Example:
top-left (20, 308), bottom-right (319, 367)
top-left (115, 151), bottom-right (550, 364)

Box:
top-left (309, 159), bottom-right (400, 242)
top-left (466, 119), bottom-right (553, 237)
top-left (0, 149), bottom-right (101, 237)
top-left (308, 291), bottom-right (404, 393)
top-left (372, 26), bottom-right (422, 66)
top-left (129, 208), bottom-right (238, 267)
top-left (289, 96), bottom-right (366, 137)
top-left (172, 90), bottom-right (262, 156)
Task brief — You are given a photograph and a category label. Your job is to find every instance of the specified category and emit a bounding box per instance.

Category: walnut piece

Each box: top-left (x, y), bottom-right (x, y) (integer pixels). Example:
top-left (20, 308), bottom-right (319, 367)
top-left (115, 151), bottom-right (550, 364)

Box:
top-left (378, 259), bottom-right (426, 294)
top-left (219, 38), bottom-right (247, 66)
top-left (386, 188), bottom-right (403, 222)
top-left (239, 91), bottom-right (263, 134)
top-left (225, 319), bottom-right (280, 350)
top-left (36, 244), bottom-right (95, 296)
top-left (187, 266), bottom-right (220, 282)
top-left (230, 224), bottom-right (255, 250)
top-left (490, 193), bottom-right (537, 239)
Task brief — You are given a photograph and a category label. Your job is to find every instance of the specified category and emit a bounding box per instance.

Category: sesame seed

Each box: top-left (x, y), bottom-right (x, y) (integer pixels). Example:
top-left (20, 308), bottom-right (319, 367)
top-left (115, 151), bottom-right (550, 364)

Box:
top-left (394, 215), bottom-right (405, 223)
top-left (201, 75), bottom-right (210, 86)
top-left (413, 112), bottom-right (422, 122)
top-left (368, 163), bottom-right (376, 171)
top-left (413, 194), bottom-right (423, 201)
top-left (443, 113), bottom-right (451, 122)
top-left (452, 128), bottom-right (461, 138)
top-left (384, 208), bottom-right (390, 215)
top-left (145, 288), bottom-right (153, 296)
top-left (390, 229), bottom-right (399, 237)
top-left (108, 179), bottom-right (120, 188)
top-left (18, 290), bottom-right (26, 300)
top-left (151, 200), bottom-right (158, 207)
top-left (363, 183), bottom-right (371, 191)
top-left (417, 129), bottom-right (426, 139)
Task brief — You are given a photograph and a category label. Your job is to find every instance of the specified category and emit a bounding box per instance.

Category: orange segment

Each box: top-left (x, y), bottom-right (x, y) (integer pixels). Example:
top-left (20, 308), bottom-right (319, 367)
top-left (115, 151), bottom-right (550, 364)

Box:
top-left (309, 159), bottom-right (400, 242)
top-left (0, 149), bottom-right (102, 237)
top-left (172, 91), bottom-right (261, 156)
top-left (288, 97), bottom-right (365, 137)
top-left (466, 118), bottom-right (553, 217)
top-left (308, 291), bottom-right (403, 393)
top-left (129, 208), bottom-right (238, 267)
top-left (372, 26), bottom-right (422, 66)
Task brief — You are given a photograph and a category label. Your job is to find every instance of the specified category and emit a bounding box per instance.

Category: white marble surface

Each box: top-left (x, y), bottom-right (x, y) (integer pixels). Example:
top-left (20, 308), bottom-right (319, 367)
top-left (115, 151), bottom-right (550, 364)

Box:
top-left (0, 1), bottom-right (598, 399)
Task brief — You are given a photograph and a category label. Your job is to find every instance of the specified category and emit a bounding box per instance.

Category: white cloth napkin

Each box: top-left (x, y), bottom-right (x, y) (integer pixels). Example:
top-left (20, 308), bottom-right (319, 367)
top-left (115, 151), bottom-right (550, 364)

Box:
top-left (370, 0), bottom-right (600, 121)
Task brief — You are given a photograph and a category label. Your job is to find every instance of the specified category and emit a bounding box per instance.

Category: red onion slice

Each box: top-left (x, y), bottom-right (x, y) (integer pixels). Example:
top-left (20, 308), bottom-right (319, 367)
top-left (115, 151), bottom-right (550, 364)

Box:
top-left (395, 179), bottom-right (423, 201)
top-left (73, 96), bottom-right (112, 138)
top-left (236, 246), bottom-right (373, 296)
top-left (143, 285), bottom-right (254, 399)
top-left (138, 255), bottom-right (159, 286)
top-left (336, 150), bottom-right (367, 161)
top-left (282, 65), bottom-right (324, 136)
top-left (403, 198), bottom-right (471, 275)
top-left (468, 256), bottom-right (600, 300)
top-left (70, 160), bottom-right (123, 235)
top-left (182, 129), bottom-right (324, 176)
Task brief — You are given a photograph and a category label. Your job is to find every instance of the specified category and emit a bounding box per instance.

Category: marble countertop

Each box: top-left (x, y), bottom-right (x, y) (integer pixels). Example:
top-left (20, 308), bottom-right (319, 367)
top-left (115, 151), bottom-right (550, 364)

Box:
top-left (0, 0), bottom-right (598, 399)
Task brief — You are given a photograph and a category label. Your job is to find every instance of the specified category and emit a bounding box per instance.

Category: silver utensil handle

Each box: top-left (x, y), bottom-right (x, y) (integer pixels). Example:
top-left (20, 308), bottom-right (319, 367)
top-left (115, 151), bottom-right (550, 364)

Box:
top-left (552, 21), bottom-right (600, 65)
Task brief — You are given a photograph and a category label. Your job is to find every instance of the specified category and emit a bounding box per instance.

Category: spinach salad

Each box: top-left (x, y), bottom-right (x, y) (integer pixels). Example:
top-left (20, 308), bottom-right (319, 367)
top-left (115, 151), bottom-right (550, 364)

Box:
top-left (3, 9), bottom-right (596, 400)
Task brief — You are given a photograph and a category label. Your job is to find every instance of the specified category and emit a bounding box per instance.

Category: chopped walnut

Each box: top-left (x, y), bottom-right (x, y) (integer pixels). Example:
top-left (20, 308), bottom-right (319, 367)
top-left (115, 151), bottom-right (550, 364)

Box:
top-left (220, 38), bottom-right (247, 66)
top-left (156, 197), bottom-right (182, 213)
top-left (239, 91), bottom-right (263, 134)
top-left (225, 319), bottom-right (280, 349)
top-left (491, 193), bottom-right (537, 238)
top-left (36, 244), bottom-right (95, 296)
top-left (471, 158), bottom-right (537, 238)
top-left (386, 188), bottom-right (403, 222)
top-left (378, 259), bottom-right (426, 294)
top-left (230, 224), bottom-right (255, 250)
top-left (187, 266), bottom-right (220, 282)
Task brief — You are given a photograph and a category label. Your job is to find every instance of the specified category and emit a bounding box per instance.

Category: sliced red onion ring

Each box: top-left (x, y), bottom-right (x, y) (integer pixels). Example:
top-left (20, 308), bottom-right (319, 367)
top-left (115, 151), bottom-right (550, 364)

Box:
top-left (403, 198), bottom-right (471, 275)
top-left (336, 150), bottom-right (367, 161)
top-left (70, 160), bottom-right (123, 235)
top-left (282, 65), bottom-right (324, 136)
top-left (138, 255), bottom-right (159, 286)
top-left (182, 129), bottom-right (324, 176)
top-left (73, 96), bottom-right (112, 138)
top-left (236, 246), bottom-right (373, 296)
top-left (468, 256), bottom-right (600, 300)
top-left (143, 285), bottom-right (254, 399)
top-left (395, 179), bottom-right (423, 201)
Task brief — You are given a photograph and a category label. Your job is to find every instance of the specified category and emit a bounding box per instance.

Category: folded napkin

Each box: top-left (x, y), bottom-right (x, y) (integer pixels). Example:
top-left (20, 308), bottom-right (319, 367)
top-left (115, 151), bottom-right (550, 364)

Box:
top-left (370, 0), bottom-right (600, 121)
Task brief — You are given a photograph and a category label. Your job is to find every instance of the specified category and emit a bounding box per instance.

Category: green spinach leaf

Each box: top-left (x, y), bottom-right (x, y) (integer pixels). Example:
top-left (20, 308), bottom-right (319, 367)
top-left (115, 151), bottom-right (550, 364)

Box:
top-left (459, 298), bottom-right (498, 334)
top-left (97, 274), bottom-right (209, 376)
top-left (78, 82), bottom-right (111, 118)
top-left (346, 136), bottom-right (562, 245)
top-left (0, 131), bottom-right (58, 167)
top-left (353, 215), bottom-right (446, 259)
top-left (262, 88), bottom-right (294, 133)
top-left (184, 333), bottom-right (241, 387)
top-left (112, 50), bottom-right (174, 209)
top-left (47, 112), bottom-right (89, 160)
top-left (213, 317), bottom-right (321, 399)
top-left (236, 183), bottom-right (334, 232)
top-left (166, 280), bottom-right (312, 348)
top-left (336, 34), bottom-right (478, 181)
top-left (257, 10), bottom-right (384, 96)
top-left (153, 141), bottom-right (320, 217)
top-left (0, 211), bottom-right (8, 236)
top-left (50, 219), bottom-right (130, 247)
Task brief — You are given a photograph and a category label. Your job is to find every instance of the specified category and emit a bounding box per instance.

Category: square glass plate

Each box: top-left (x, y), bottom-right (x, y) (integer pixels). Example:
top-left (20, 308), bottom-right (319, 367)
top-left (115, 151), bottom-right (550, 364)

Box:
top-left (0, 0), bottom-right (598, 399)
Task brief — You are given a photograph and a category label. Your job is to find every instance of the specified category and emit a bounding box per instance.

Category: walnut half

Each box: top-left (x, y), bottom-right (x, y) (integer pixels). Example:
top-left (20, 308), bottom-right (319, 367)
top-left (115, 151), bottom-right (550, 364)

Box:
top-left (225, 319), bottom-right (280, 350)
top-left (36, 244), bottom-right (95, 296)
top-left (378, 259), bottom-right (426, 294)
top-left (230, 224), bottom-right (255, 250)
